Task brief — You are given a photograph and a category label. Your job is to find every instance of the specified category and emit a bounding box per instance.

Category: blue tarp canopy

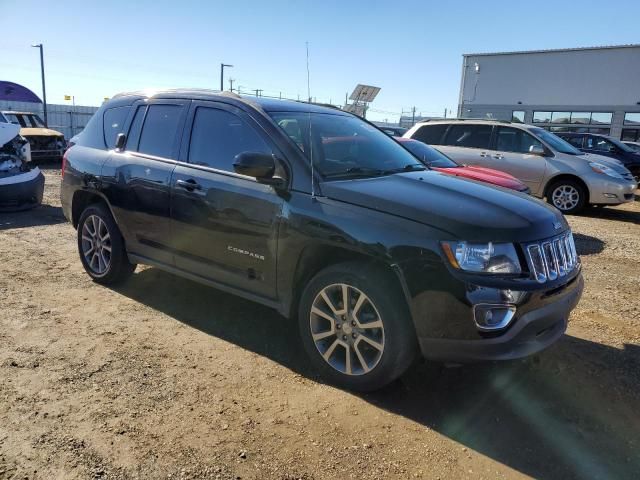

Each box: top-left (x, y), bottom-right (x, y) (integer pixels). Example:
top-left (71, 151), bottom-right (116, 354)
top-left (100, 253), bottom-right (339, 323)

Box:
top-left (0, 81), bottom-right (42, 103)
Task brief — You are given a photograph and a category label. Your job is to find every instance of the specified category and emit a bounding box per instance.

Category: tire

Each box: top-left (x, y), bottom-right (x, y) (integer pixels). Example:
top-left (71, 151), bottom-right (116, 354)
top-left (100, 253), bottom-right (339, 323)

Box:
top-left (77, 203), bottom-right (136, 285)
top-left (298, 262), bottom-right (417, 392)
top-left (546, 179), bottom-right (587, 215)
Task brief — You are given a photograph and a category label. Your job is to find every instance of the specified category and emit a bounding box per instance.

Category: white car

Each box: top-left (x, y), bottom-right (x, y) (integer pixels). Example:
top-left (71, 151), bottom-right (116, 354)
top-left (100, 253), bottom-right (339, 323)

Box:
top-left (0, 121), bottom-right (44, 211)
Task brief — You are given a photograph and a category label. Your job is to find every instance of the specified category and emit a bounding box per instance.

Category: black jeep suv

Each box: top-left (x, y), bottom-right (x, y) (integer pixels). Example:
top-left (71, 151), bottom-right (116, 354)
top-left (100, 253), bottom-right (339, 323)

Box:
top-left (61, 89), bottom-right (583, 391)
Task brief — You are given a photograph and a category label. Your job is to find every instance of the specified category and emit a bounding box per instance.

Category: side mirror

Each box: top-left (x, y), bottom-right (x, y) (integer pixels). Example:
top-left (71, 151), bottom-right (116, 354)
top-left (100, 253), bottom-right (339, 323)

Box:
top-left (115, 133), bottom-right (126, 151)
top-left (529, 145), bottom-right (546, 156)
top-left (233, 152), bottom-right (283, 186)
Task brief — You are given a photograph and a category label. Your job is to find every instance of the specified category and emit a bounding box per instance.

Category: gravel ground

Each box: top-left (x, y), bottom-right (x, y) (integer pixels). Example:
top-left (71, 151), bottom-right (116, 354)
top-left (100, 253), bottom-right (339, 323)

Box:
top-left (0, 166), bottom-right (638, 480)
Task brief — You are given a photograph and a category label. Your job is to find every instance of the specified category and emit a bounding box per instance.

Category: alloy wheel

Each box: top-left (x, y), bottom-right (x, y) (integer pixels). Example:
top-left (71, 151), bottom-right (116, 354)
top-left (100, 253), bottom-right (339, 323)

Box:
top-left (309, 283), bottom-right (385, 376)
top-left (81, 215), bottom-right (112, 275)
top-left (551, 185), bottom-right (580, 211)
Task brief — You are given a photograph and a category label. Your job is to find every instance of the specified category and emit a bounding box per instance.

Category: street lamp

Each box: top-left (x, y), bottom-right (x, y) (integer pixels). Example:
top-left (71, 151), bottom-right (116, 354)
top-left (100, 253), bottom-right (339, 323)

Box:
top-left (220, 63), bottom-right (233, 91)
top-left (31, 43), bottom-right (48, 127)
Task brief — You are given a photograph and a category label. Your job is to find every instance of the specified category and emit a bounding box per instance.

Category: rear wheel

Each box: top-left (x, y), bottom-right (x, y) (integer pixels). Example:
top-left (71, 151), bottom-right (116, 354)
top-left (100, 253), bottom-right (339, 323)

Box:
top-left (77, 203), bottom-right (136, 284)
top-left (298, 262), bottom-right (417, 392)
top-left (547, 179), bottom-right (587, 215)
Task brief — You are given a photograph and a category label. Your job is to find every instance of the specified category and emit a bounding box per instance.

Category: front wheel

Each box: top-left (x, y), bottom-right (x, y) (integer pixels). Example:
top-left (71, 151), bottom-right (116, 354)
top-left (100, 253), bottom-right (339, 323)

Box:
top-left (298, 262), bottom-right (417, 392)
top-left (77, 203), bottom-right (136, 285)
top-left (547, 180), bottom-right (587, 215)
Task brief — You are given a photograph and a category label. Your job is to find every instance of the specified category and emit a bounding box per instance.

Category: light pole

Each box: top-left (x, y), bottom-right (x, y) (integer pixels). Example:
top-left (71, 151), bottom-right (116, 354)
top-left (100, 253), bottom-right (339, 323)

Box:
top-left (64, 95), bottom-right (75, 136)
top-left (220, 63), bottom-right (233, 91)
top-left (31, 43), bottom-right (48, 127)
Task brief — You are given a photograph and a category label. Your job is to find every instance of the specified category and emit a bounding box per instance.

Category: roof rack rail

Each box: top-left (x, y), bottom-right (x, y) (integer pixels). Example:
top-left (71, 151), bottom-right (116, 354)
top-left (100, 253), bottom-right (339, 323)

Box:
top-left (418, 118), bottom-right (512, 124)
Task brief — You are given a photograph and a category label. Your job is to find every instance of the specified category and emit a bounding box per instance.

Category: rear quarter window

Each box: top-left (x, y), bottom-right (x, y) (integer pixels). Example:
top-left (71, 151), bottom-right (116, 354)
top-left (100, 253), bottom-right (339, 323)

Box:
top-left (103, 106), bottom-right (131, 149)
top-left (411, 124), bottom-right (448, 145)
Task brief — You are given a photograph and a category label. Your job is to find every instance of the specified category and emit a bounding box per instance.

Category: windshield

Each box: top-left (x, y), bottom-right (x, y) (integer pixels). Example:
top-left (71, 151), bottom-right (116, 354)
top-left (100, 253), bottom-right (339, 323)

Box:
top-left (531, 128), bottom-right (583, 155)
top-left (399, 140), bottom-right (458, 168)
top-left (269, 112), bottom-right (425, 179)
top-left (607, 137), bottom-right (635, 153)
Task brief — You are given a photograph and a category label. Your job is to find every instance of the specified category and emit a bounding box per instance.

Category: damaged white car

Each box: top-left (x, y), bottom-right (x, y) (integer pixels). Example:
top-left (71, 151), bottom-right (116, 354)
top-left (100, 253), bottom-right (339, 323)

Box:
top-left (0, 121), bottom-right (44, 211)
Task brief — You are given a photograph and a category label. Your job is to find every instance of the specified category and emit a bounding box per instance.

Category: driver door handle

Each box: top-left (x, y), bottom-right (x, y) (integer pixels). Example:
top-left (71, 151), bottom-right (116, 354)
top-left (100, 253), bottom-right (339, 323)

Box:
top-left (479, 151), bottom-right (488, 157)
top-left (493, 154), bottom-right (504, 159)
top-left (176, 178), bottom-right (202, 191)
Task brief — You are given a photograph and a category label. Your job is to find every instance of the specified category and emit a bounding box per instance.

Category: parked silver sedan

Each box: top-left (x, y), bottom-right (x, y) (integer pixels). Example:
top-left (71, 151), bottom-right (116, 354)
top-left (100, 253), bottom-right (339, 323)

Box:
top-left (404, 119), bottom-right (637, 214)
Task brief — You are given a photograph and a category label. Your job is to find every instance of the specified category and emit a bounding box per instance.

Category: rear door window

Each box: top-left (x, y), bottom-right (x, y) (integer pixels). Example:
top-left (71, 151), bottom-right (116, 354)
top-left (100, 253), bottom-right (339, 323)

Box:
top-left (495, 127), bottom-right (544, 154)
top-left (103, 106), bottom-right (131, 149)
top-left (443, 124), bottom-right (492, 149)
top-left (137, 104), bottom-right (184, 158)
top-left (412, 124), bottom-right (449, 145)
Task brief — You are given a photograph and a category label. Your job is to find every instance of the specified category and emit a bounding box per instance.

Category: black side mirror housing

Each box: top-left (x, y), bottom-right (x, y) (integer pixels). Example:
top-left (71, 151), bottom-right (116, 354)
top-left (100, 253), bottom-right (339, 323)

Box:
top-left (115, 133), bottom-right (126, 151)
top-left (233, 152), bottom-right (284, 187)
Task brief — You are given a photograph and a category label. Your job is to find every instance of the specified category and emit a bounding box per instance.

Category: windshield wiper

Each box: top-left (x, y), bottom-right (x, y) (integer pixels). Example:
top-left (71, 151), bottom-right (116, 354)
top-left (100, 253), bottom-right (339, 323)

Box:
top-left (323, 167), bottom-right (385, 179)
top-left (383, 163), bottom-right (427, 174)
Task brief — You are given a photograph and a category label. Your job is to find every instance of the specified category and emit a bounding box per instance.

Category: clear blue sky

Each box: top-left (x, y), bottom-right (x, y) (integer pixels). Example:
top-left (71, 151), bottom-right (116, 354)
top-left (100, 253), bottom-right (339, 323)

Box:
top-left (3, 0), bottom-right (640, 122)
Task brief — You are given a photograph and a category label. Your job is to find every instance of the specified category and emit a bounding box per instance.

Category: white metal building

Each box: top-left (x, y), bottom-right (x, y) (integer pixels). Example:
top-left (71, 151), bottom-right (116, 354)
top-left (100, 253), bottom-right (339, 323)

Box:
top-left (457, 44), bottom-right (640, 141)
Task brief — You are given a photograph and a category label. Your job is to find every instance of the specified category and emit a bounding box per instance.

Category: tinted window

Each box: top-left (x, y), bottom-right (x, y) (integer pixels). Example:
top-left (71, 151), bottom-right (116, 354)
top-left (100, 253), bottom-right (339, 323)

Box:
top-left (412, 124), bottom-right (448, 144)
top-left (622, 129), bottom-right (640, 142)
top-left (126, 106), bottom-right (147, 151)
top-left (495, 127), bottom-right (544, 154)
top-left (269, 112), bottom-right (423, 179)
top-left (586, 136), bottom-right (614, 152)
top-left (137, 104), bottom-right (183, 158)
top-left (188, 107), bottom-right (271, 172)
top-left (511, 111), bottom-right (525, 123)
top-left (103, 106), bottom-right (131, 149)
top-left (443, 124), bottom-right (492, 149)
top-left (562, 135), bottom-right (584, 148)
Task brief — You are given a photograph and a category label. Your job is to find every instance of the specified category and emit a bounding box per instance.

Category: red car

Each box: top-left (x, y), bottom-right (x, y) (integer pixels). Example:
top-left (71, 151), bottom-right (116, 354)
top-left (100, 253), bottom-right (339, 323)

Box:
top-left (396, 137), bottom-right (530, 193)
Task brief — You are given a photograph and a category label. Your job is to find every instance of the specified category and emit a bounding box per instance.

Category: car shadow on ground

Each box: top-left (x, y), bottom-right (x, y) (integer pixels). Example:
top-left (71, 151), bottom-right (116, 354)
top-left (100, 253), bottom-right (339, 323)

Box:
top-left (0, 204), bottom-right (66, 231)
top-left (113, 268), bottom-right (640, 480)
top-left (572, 232), bottom-right (605, 256)
top-left (579, 205), bottom-right (640, 225)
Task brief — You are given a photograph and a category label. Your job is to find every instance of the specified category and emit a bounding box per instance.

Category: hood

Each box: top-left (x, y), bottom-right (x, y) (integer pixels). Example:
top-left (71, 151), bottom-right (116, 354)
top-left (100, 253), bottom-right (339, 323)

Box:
top-left (21, 127), bottom-right (64, 137)
top-left (435, 165), bottom-right (527, 191)
top-left (321, 171), bottom-right (567, 243)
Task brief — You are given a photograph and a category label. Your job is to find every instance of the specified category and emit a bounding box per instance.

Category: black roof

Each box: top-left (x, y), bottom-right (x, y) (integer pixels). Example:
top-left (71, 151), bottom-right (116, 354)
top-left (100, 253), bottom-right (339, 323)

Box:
top-left (111, 88), bottom-right (348, 116)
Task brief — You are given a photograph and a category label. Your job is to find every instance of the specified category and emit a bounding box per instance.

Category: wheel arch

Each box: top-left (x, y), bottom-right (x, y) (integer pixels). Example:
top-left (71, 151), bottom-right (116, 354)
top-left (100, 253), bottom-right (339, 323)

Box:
top-left (71, 189), bottom-right (113, 228)
top-left (284, 244), bottom-right (413, 322)
top-left (544, 174), bottom-right (590, 204)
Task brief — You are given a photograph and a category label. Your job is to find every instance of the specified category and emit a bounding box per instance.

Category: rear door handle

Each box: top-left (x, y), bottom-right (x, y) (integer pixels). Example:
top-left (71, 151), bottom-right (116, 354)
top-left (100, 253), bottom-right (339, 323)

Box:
top-left (176, 178), bottom-right (202, 191)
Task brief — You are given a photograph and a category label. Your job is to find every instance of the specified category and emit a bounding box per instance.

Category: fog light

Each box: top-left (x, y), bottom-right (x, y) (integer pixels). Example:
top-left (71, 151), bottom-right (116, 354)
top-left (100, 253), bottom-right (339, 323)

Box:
top-left (603, 193), bottom-right (618, 199)
top-left (473, 304), bottom-right (516, 331)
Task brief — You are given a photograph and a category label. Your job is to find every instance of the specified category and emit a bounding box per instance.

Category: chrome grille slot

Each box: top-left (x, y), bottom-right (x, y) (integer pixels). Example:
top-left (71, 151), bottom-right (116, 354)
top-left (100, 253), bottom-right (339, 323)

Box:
top-left (526, 232), bottom-right (578, 283)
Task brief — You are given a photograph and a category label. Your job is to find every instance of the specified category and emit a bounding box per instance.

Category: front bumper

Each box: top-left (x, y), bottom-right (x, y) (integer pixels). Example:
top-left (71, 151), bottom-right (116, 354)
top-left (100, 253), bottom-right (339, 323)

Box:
top-left (587, 177), bottom-right (637, 205)
top-left (0, 168), bottom-right (45, 211)
top-left (413, 271), bottom-right (583, 363)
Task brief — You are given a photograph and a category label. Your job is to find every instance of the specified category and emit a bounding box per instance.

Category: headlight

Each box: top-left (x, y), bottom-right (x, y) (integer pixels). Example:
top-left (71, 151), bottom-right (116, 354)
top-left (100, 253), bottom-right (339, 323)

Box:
top-left (441, 241), bottom-right (521, 274)
top-left (589, 162), bottom-right (623, 179)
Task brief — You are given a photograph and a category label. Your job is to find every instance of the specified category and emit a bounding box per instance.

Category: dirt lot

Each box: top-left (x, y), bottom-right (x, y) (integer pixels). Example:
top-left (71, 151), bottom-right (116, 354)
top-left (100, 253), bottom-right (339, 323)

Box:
top-left (1, 166), bottom-right (639, 480)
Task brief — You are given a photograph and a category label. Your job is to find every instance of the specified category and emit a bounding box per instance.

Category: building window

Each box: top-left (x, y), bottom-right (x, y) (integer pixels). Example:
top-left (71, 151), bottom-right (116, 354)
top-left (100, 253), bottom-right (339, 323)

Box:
top-left (551, 112), bottom-right (571, 124)
top-left (570, 112), bottom-right (591, 124)
top-left (591, 112), bottom-right (613, 124)
top-left (533, 111), bottom-right (552, 123)
top-left (624, 113), bottom-right (640, 125)
top-left (511, 111), bottom-right (525, 123)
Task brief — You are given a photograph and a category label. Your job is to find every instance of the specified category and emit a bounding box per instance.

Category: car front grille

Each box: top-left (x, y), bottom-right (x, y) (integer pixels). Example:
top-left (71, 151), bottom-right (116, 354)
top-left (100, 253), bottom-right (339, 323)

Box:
top-left (526, 232), bottom-right (579, 283)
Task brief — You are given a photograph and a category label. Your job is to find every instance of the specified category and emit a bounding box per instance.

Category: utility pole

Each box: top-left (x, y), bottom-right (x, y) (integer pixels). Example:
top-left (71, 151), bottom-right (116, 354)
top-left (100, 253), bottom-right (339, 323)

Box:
top-left (228, 78), bottom-right (235, 93)
top-left (254, 89), bottom-right (263, 97)
top-left (220, 63), bottom-right (233, 91)
top-left (444, 108), bottom-right (448, 118)
top-left (411, 106), bottom-right (416, 126)
top-left (31, 43), bottom-right (47, 127)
